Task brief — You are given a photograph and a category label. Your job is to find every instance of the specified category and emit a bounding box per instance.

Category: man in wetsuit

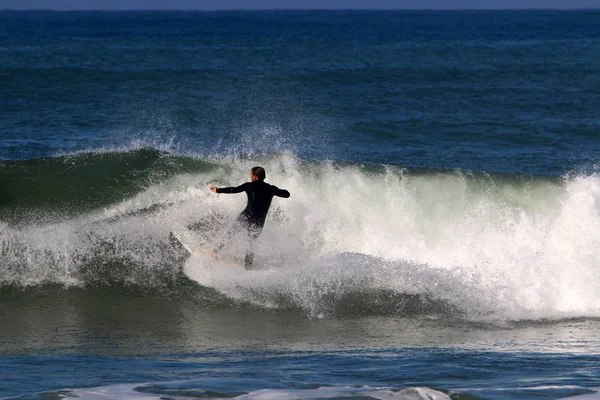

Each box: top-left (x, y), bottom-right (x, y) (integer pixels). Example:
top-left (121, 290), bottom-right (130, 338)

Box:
top-left (210, 166), bottom-right (290, 269)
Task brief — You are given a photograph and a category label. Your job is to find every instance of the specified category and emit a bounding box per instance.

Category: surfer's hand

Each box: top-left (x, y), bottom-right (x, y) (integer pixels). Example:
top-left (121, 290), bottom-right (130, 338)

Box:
top-left (210, 186), bottom-right (218, 193)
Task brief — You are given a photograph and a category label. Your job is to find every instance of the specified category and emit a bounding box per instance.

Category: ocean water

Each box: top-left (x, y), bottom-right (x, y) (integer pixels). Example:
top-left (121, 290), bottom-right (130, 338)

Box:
top-left (2, 9), bottom-right (600, 400)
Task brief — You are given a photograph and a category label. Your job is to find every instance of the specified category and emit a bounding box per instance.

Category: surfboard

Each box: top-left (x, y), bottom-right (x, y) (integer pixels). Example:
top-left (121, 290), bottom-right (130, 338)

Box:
top-left (169, 230), bottom-right (243, 268)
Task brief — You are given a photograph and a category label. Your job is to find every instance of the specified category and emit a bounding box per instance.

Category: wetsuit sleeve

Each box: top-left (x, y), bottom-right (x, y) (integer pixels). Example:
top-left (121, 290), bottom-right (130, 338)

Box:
top-left (216, 182), bottom-right (249, 194)
top-left (271, 185), bottom-right (290, 198)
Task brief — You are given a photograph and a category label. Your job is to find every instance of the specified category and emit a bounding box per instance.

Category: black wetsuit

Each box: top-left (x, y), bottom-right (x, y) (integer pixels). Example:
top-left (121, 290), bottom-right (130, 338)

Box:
top-left (217, 180), bottom-right (290, 229)
top-left (215, 180), bottom-right (290, 268)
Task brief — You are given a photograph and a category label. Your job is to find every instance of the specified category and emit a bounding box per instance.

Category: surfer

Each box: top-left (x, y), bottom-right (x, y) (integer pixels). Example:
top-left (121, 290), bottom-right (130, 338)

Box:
top-left (210, 166), bottom-right (290, 269)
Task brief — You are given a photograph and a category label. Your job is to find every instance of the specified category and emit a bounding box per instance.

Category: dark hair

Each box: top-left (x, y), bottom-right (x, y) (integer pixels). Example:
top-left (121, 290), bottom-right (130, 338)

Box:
top-left (251, 166), bottom-right (266, 180)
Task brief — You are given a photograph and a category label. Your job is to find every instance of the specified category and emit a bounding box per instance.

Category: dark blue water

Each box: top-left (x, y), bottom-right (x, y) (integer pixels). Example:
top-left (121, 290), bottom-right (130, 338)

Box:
top-left (2, 10), bottom-right (600, 400)
top-left (3, 10), bottom-right (600, 172)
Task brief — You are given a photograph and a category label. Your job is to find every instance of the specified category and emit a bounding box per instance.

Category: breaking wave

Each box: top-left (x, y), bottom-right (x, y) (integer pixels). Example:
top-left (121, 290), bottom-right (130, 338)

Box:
top-left (1, 148), bottom-right (600, 320)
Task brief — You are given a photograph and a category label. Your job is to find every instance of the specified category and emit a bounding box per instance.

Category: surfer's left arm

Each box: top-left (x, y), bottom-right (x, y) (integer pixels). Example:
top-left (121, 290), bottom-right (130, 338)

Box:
top-left (272, 186), bottom-right (290, 198)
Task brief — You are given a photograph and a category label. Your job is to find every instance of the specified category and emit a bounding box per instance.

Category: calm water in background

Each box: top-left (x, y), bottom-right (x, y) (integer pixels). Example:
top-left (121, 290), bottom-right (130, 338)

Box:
top-left (2, 10), bottom-right (600, 399)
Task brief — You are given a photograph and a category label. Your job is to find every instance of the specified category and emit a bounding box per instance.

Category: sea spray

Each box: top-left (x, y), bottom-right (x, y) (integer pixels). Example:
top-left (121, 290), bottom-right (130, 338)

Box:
top-left (1, 150), bottom-right (599, 320)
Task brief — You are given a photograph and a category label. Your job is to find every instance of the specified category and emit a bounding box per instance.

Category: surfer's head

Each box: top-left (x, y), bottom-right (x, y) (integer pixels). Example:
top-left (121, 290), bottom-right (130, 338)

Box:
top-left (251, 166), bottom-right (266, 181)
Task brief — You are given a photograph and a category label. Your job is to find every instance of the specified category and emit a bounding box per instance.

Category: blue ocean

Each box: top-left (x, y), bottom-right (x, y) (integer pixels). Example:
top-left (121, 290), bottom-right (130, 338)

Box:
top-left (2, 9), bottom-right (600, 399)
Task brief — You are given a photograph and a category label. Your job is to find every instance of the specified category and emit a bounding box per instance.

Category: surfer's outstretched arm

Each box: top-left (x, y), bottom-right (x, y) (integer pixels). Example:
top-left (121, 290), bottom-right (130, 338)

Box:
top-left (272, 186), bottom-right (290, 198)
top-left (210, 183), bottom-right (249, 194)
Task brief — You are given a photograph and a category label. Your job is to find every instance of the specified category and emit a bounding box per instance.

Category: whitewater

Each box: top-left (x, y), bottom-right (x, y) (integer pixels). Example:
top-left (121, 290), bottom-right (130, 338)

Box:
top-left (2, 149), bottom-right (599, 322)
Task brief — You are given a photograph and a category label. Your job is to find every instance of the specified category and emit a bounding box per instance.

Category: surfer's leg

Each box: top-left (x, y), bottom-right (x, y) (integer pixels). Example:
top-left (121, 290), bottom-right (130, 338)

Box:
top-left (244, 224), bottom-right (262, 269)
top-left (244, 250), bottom-right (254, 269)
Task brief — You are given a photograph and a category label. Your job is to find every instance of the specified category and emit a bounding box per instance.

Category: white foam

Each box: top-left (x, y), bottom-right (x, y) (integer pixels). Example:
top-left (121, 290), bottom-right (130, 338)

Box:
top-left (65, 384), bottom-right (450, 400)
top-left (564, 389), bottom-right (600, 400)
top-left (4, 152), bottom-right (600, 321)
top-left (180, 154), bottom-right (600, 320)
top-left (236, 386), bottom-right (449, 400)
top-left (65, 383), bottom-right (159, 399)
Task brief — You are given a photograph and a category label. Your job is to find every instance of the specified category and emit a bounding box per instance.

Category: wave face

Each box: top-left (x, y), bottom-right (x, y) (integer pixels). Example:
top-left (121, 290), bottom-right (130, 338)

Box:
top-left (1, 149), bottom-right (600, 320)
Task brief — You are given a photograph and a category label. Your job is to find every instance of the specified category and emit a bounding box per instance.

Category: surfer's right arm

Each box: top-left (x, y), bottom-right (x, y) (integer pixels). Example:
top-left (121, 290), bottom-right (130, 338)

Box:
top-left (210, 183), bottom-right (249, 194)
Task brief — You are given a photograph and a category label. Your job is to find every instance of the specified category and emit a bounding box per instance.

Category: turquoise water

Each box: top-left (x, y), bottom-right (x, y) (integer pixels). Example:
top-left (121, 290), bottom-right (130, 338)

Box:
top-left (2, 10), bottom-right (600, 399)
